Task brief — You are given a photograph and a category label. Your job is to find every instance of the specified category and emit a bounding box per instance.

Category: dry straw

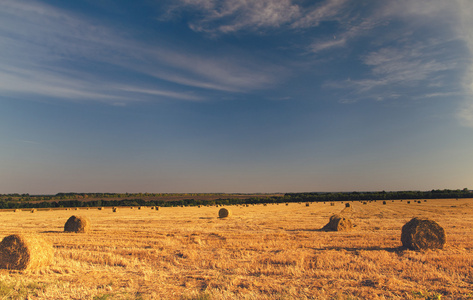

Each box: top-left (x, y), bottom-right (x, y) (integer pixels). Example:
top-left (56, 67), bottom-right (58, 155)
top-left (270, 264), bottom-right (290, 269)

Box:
top-left (64, 215), bottom-right (90, 233)
top-left (401, 217), bottom-right (446, 250)
top-left (218, 208), bottom-right (231, 218)
top-left (322, 215), bottom-right (353, 232)
top-left (0, 234), bottom-right (54, 270)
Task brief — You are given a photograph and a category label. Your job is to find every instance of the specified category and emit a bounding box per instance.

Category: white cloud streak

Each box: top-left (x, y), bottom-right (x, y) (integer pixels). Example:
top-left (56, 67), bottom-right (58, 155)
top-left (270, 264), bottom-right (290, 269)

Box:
top-left (314, 0), bottom-right (469, 111)
top-left (166, 0), bottom-right (349, 34)
top-left (0, 0), bottom-right (282, 104)
top-left (455, 0), bottom-right (473, 127)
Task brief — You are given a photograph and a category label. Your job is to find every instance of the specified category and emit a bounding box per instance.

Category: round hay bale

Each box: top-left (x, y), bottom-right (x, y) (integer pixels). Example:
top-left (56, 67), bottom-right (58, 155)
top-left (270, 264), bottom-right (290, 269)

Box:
top-left (138, 206), bottom-right (142, 210)
top-left (345, 203), bottom-right (351, 208)
top-left (383, 201), bottom-right (387, 205)
top-left (305, 203), bottom-right (310, 207)
top-left (31, 209), bottom-right (36, 213)
top-left (155, 206), bottom-right (160, 211)
top-left (322, 215), bottom-right (353, 232)
top-left (14, 209), bottom-right (20, 212)
top-left (401, 218), bottom-right (446, 250)
top-left (112, 207), bottom-right (118, 213)
top-left (0, 234), bottom-right (54, 270)
top-left (218, 208), bottom-right (231, 218)
top-left (64, 215), bottom-right (90, 233)
top-left (98, 207), bottom-right (103, 210)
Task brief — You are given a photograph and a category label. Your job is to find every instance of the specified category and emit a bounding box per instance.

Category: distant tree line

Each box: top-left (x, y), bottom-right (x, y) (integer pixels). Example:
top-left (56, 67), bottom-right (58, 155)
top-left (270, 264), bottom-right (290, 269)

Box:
top-left (0, 189), bottom-right (470, 209)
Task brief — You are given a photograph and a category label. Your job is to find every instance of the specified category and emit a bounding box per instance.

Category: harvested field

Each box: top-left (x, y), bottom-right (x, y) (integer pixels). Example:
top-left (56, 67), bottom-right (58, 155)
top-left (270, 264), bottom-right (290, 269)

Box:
top-left (0, 199), bottom-right (472, 299)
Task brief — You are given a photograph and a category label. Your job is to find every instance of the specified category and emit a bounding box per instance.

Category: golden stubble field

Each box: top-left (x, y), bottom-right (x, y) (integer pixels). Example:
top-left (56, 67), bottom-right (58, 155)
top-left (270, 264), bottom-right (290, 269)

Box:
top-left (0, 199), bottom-right (472, 300)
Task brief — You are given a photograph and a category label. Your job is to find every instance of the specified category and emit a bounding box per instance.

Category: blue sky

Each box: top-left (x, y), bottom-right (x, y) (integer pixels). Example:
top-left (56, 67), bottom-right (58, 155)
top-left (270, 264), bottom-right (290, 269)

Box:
top-left (1, 0), bottom-right (472, 194)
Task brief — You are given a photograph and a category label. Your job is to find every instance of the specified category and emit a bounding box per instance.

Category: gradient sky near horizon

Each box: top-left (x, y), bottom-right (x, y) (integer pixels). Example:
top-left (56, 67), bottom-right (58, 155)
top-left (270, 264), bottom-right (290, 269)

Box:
top-left (1, 0), bottom-right (472, 194)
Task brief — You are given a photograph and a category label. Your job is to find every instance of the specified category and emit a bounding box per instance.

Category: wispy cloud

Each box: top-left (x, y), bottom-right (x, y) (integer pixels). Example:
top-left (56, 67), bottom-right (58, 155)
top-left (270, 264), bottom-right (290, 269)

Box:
top-left (0, 0), bottom-right (282, 104)
top-left (455, 0), bottom-right (473, 127)
top-left (318, 0), bottom-right (470, 109)
top-left (165, 0), bottom-right (350, 34)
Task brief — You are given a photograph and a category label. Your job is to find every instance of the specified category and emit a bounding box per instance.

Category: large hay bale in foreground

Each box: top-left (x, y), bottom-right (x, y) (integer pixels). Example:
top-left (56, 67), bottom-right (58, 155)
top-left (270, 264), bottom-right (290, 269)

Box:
top-left (0, 234), bottom-right (54, 270)
top-left (322, 215), bottom-right (353, 232)
top-left (218, 208), bottom-right (231, 218)
top-left (64, 215), bottom-right (90, 233)
top-left (401, 218), bottom-right (446, 250)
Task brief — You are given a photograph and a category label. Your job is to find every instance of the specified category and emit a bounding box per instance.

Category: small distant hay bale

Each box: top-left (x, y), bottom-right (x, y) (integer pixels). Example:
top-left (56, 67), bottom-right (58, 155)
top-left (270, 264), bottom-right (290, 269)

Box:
top-left (155, 206), bottom-right (160, 211)
top-left (112, 207), bottom-right (118, 212)
top-left (64, 215), bottom-right (90, 233)
top-left (401, 217), bottom-right (446, 250)
top-left (383, 201), bottom-right (387, 205)
top-left (322, 215), bottom-right (353, 232)
top-left (31, 209), bottom-right (36, 213)
top-left (74, 207), bottom-right (79, 210)
top-left (330, 202), bottom-right (335, 206)
top-left (286, 203), bottom-right (289, 206)
top-left (305, 203), bottom-right (310, 207)
top-left (218, 208), bottom-right (231, 218)
top-left (138, 206), bottom-right (142, 210)
top-left (0, 234), bottom-right (54, 270)
top-left (417, 201), bottom-right (422, 204)
top-left (98, 207), bottom-right (103, 210)
top-left (407, 201), bottom-right (411, 204)
top-left (13, 209), bottom-right (20, 212)
top-left (345, 203), bottom-right (351, 208)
